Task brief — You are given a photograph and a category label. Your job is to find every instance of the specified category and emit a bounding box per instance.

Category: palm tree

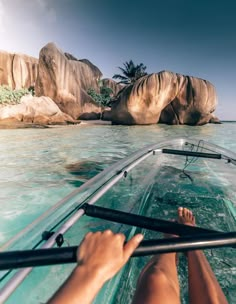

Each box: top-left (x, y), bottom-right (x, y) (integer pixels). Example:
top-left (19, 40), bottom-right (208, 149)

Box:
top-left (112, 60), bottom-right (147, 84)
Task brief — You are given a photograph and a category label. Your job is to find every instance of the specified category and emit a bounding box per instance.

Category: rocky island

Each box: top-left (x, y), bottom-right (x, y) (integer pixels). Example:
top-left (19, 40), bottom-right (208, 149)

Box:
top-left (0, 42), bottom-right (220, 128)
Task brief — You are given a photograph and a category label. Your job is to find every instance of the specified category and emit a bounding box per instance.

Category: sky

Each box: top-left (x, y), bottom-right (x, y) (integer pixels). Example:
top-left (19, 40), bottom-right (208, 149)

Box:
top-left (0, 0), bottom-right (235, 120)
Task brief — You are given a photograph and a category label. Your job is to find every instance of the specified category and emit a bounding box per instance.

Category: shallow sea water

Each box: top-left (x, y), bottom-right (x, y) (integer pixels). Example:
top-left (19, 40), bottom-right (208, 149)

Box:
top-left (0, 122), bottom-right (236, 303)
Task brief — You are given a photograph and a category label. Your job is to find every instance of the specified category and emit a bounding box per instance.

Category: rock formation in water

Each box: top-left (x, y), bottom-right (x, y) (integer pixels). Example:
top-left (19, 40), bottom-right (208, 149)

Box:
top-left (0, 44), bottom-right (220, 127)
top-left (0, 95), bottom-right (77, 125)
top-left (35, 43), bottom-right (102, 119)
top-left (110, 71), bottom-right (218, 125)
top-left (0, 50), bottom-right (38, 89)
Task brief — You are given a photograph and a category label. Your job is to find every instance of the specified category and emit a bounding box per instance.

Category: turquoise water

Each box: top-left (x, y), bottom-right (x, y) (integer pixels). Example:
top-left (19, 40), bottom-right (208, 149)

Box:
top-left (0, 123), bottom-right (236, 303)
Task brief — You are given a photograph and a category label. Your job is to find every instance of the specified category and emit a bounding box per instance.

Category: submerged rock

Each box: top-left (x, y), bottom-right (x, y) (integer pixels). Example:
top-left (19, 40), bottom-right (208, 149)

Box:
top-left (66, 160), bottom-right (104, 181)
top-left (111, 71), bottom-right (218, 125)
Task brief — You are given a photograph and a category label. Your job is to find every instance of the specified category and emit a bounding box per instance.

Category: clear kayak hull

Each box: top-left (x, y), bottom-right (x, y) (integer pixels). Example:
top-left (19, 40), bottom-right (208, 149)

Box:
top-left (0, 138), bottom-right (236, 303)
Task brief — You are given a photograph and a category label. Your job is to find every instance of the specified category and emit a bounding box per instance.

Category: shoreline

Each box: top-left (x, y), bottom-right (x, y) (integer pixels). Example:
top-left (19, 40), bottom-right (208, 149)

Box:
top-left (0, 119), bottom-right (112, 129)
top-left (80, 120), bottom-right (111, 125)
top-left (1, 119), bottom-right (234, 129)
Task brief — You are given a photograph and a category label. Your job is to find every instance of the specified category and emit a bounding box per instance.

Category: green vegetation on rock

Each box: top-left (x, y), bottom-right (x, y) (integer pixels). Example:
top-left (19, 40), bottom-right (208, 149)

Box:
top-left (87, 86), bottom-right (113, 107)
top-left (0, 85), bottom-right (32, 105)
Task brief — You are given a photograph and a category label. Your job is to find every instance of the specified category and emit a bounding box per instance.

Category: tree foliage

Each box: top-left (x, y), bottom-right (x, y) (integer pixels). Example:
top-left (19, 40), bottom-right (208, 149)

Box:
top-left (87, 86), bottom-right (113, 107)
top-left (112, 60), bottom-right (147, 84)
top-left (0, 85), bottom-right (32, 105)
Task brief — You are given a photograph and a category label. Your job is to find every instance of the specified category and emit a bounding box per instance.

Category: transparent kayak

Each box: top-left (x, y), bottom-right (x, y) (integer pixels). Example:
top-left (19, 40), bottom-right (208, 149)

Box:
top-left (0, 138), bottom-right (235, 303)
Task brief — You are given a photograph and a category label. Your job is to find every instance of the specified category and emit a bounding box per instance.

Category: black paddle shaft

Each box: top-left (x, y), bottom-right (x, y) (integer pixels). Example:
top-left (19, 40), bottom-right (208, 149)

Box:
top-left (0, 232), bottom-right (236, 270)
top-left (83, 204), bottom-right (218, 236)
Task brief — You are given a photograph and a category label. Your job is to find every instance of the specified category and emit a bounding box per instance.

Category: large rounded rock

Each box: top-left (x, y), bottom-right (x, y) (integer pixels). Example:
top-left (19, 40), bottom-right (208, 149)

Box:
top-left (35, 43), bottom-right (102, 119)
top-left (111, 71), bottom-right (218, 125)
top-left (0, 51), bottom-right (38, 89)
top-left (0, 95), bottom-right (77, 125)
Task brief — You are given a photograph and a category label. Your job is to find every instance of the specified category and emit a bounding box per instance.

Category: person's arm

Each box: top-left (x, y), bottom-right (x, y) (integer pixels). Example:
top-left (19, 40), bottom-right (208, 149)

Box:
top-left (47, 230), bottom-right (143, 304)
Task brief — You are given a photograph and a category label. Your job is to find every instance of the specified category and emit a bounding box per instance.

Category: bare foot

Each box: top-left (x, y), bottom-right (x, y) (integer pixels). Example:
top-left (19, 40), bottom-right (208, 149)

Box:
top-left (177, 207), bottom-right (196, 226)
top-left (178, 207), bottom-right (196, 258)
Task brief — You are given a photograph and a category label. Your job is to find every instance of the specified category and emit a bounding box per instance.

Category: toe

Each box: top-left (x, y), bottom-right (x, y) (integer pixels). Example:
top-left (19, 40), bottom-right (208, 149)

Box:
top-left (178, 207), bottom-right (183, 217)
top-left (183, 207), bottom-right (188, 219)
top-left (188, 210), bottom-right (192, 221)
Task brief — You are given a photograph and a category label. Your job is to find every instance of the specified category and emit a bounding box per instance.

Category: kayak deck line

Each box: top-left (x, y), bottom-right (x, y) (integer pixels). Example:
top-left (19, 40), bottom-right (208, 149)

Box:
top-left (0, 138), bottom-right (235, 302)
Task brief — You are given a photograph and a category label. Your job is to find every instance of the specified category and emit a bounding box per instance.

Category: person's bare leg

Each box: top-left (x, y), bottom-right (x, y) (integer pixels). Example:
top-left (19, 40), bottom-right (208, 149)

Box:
top-left (178, 207), bottom-right (228, 304)
top-left (132, 234), bottom-right (180, 304)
